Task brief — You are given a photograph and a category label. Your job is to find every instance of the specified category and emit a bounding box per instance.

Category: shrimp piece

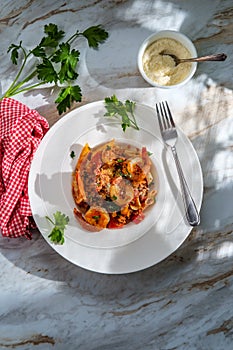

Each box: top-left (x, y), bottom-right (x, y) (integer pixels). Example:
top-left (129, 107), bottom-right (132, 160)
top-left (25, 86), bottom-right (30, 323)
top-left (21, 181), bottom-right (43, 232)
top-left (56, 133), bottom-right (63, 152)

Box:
top-left (110, 177), bottom-right (134, 207)
top-left (101, 140), bottom-right (118, 163)
top-left (127, 157), bottom-right (144, 174)
top-left (84, 206), bottom-right (110, 228)
top-left (141, 147), bottom-right (152, 174)
top-left (74, 208), bottom-right (102, 232)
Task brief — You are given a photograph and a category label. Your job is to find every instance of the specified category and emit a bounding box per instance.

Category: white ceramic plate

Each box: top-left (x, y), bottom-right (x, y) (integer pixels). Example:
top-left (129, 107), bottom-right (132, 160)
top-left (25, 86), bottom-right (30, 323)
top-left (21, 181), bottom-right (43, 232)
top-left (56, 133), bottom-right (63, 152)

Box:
top-left (28, 101), bottom-right (203, 274)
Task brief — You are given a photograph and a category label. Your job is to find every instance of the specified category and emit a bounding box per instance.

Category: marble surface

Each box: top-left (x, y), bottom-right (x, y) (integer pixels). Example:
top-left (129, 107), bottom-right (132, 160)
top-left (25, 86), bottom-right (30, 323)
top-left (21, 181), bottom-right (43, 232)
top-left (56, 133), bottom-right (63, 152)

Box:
top-left (0, 0), bottom-right (233, 349)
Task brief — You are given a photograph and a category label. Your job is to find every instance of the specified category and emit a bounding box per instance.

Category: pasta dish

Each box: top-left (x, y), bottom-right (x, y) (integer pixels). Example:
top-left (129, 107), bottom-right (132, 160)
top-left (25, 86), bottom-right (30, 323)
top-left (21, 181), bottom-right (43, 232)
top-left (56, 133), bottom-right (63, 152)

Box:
top-left (72, 140), bottom-right (157, 231)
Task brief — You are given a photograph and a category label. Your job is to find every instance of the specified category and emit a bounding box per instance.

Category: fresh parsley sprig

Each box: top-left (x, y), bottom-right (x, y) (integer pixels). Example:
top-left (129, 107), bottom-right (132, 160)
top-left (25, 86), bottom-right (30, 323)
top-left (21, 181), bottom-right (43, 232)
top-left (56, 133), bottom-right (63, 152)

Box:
top-left (46, 211), bottom-right (69, 245)
top-left (1, 23), bottom-right (108, 114)
top-left (104, 95), bottom-right (139, 132)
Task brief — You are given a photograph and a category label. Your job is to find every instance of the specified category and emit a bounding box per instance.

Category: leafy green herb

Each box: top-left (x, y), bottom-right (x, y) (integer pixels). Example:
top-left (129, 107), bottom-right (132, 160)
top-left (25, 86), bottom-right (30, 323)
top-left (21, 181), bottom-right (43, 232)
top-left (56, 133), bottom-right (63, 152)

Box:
top-left (70, 150), bottom-right (76, 159)
top-left (112, 195), bottom-right (118, 200)
top-left (2, 23), bottom-right (108, 114)
top-left (7, 41), bottom-right (23, 64)
top-left (123, 172), bottom-right (132, 179)
top-left (104, 95), bottom-right (139, 132)
top-left (92, 215), bottom-right (100, 220)
top-left (41, 23), bottom-right (65, 47)
top-left (37, 58), bottom-right (58, 83)
top-left (82, 25), bottom-right (109, 48)
top-left (147, 151), bottom-right (153, 156)
top-left (46, 211), bottom-right (69, 244)
top-left (55, 85), bottom-right (82, 114)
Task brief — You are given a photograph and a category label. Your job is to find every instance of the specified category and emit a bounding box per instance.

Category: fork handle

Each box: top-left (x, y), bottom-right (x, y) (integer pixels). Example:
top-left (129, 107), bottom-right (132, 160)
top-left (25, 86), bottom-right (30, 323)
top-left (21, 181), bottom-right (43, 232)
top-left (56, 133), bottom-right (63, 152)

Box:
top-left (171, 146), bottom-right (200, 226)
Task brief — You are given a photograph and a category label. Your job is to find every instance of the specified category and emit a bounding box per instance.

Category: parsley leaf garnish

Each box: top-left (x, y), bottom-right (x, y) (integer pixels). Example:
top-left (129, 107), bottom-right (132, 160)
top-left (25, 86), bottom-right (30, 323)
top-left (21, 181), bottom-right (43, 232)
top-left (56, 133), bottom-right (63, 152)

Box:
top-left (46, 211), bottom-right (69, 245)
top-left (31, 45), bottom-right (46, 58)
top-left (104, 95), bottom-right (139, 132)
top-left (52, 43), bottom-right (80, 83)
top-left (82, 25), bottom-right (109, 48)
top-left (55, 85), bottom-right (82, 115)
top-left (42, 23), bottom-right (65, 46)
top-left (70, 150), bottom-right (75, 159)
top-left (38, 23), bottom-right (65, 49)
top-left (37, 58), bottom-right (58, 83)
top-left (7, 41), bottom-right (23, 65)
top-left (2, 23), bottom-right (108, 114)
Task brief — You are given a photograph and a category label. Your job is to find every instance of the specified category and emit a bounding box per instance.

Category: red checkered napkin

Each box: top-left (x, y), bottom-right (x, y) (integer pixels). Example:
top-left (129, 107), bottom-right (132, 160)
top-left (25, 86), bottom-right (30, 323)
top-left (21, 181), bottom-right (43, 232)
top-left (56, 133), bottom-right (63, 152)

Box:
top-left (0, 98), bottom-right (49, 239)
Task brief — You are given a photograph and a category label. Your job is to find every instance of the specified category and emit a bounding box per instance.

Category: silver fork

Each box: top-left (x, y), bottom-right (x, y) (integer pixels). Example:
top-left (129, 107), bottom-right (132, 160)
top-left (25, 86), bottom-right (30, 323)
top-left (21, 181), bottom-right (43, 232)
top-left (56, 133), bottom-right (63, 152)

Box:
top-left (156, 101), bottom-right (200, 226)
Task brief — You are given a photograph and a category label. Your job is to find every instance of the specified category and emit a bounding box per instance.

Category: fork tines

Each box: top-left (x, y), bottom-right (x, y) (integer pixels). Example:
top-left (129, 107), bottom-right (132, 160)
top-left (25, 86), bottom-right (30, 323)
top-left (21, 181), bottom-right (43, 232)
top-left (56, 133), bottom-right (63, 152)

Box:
top-left (156, 101), bottom-right (175, 129)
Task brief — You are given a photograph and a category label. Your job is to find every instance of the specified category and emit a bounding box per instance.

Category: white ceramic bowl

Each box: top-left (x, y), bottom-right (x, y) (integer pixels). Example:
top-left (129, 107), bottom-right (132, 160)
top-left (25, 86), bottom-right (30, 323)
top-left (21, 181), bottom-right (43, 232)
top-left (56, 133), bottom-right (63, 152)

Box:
top-left (137, 30), bottom-right (197, 88)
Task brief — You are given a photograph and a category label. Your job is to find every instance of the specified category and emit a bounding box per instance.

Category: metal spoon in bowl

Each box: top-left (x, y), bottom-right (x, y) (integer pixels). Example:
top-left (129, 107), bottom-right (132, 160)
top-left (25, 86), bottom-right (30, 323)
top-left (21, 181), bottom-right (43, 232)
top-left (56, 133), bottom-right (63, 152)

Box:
top-left (160, 52), bottom-right (227, 66)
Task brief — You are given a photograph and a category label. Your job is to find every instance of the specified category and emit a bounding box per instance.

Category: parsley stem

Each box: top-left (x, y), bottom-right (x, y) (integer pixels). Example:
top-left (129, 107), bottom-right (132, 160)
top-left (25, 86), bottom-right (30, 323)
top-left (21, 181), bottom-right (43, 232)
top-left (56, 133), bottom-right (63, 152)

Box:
top-left (4, 69), bottom-right (38, 97)
top-left (67, 32), bottom-right (86, 45)
top-left (45, 215), bottom-right (55, 225)
top-left (66, 32), bottom-right (91, 47)
top-left (67, 33), bottom-right (79, 44)
top-left (128, 113), bottom-right (139, 130)
top-left (3, 48), bottom-right (31, 98)
top-left (7, 82), bottom-right (45, 97)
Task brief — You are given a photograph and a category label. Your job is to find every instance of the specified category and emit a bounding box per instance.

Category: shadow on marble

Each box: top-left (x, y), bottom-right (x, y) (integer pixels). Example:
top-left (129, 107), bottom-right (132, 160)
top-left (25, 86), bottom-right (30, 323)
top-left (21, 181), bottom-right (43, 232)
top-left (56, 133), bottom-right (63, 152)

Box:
top-left (2, 193), bottom-right (233, 298)
top-left (0, 229), bottom-right (197, 293)
top-left (1, 197), bottom-right (233, 306)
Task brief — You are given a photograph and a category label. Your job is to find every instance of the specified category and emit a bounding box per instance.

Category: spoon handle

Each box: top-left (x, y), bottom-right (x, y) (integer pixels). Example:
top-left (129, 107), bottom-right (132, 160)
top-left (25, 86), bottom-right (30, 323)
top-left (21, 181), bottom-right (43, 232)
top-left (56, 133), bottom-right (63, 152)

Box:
top-left (180, 53), bottom-right (227, 63)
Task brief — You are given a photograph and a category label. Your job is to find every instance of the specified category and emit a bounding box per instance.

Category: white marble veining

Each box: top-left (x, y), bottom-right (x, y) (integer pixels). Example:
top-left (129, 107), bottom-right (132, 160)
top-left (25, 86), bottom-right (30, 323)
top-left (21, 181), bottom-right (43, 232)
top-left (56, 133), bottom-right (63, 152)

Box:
top-left (0, 1), bottom-right (233, 349)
